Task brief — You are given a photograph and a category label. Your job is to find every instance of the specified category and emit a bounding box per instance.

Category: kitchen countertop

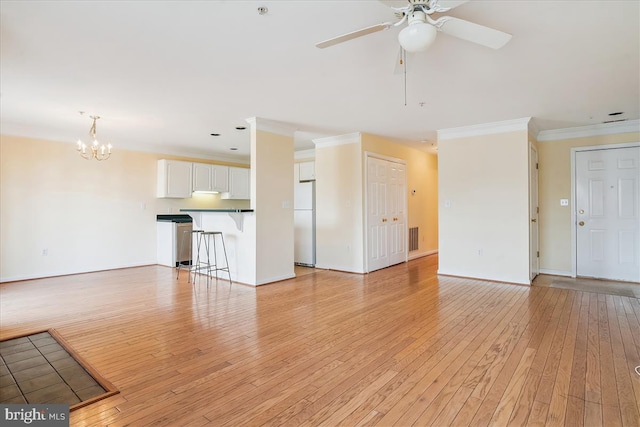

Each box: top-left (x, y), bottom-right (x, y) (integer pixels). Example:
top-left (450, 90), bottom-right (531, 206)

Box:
top-left (156, 214), bottom-right (194, 223)
top-left (179, 209), bottom-right (254, 213)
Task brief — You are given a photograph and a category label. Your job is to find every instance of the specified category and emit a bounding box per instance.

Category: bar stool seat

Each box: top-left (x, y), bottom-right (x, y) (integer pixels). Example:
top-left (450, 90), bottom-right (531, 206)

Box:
top-left (199, 231), bottom-right (232, 286)
top-left (176, 229), bottom-right (204, 282)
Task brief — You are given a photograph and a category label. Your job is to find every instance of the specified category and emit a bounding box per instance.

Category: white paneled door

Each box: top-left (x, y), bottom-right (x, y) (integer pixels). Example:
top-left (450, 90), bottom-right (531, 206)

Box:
top-left (367, 156), bottom-right (407, 272)
top-left (575, 146), bottom-right (640, 282)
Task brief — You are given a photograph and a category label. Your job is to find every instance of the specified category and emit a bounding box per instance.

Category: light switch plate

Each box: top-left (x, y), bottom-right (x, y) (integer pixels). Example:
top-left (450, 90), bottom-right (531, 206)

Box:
top-left (560, 199), bottom-right (569, 206)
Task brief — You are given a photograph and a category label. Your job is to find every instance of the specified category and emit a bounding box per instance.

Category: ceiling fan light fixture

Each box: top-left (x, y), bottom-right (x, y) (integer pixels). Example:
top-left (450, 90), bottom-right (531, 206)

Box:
top-left (398, 22), bottom-right (437, 53)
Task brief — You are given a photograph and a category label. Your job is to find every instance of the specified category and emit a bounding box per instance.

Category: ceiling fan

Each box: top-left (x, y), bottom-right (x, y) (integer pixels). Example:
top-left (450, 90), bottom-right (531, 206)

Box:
top-left (316, 0), bottom-right (512, 53)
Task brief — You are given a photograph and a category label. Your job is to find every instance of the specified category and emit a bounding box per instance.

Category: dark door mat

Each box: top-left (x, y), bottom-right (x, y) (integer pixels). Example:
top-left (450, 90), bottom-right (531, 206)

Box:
top-left (0, 329), bottom-right (118, 410)
top-left (548, 278), bottom-right (638, 298)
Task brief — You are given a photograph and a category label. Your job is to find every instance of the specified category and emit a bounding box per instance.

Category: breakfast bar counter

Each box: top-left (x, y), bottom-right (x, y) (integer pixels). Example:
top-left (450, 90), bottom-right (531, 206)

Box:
top-left (180, 209), bottom-right (256, 285)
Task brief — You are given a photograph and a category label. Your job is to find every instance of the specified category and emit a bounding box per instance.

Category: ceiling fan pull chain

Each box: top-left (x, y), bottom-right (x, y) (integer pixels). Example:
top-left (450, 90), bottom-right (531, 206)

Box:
top-left (403, 48), bottom-right (408, 106)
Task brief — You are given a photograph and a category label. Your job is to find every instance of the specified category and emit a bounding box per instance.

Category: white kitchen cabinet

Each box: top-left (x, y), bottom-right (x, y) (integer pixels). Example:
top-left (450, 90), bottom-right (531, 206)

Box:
top-left (193, 163), bottom-right (229, 193)
top-left (157, 159), bottom-right (192, 198)
top-left (299, 161), bottom-right (315, 181)
top-left (222, 167), bottom-right (250, 200)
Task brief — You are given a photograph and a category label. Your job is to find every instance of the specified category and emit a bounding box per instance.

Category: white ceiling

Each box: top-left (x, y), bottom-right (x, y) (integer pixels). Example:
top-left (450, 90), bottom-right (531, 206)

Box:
top-left (1, 0), bottom-right (639, 163)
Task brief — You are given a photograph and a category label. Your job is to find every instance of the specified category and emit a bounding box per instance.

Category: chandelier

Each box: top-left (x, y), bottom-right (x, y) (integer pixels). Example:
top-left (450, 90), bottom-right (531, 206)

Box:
top-left (76, 115), bottom-right (112, 161)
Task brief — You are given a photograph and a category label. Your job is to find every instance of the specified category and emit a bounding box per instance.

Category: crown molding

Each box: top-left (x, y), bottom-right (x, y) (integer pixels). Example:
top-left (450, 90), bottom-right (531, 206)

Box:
top-left (245, 117), bottom-right (297, 137)
top-left (313, 132), bottom-right (361, 148)
top-left (528, 118), bottom-right (541, 140)
top-left (294, 149), bottom-right (315, 160)
top-left (537, 119), bottom-right (640, 142)
top-left (437, 117), bottom-right (531, 141)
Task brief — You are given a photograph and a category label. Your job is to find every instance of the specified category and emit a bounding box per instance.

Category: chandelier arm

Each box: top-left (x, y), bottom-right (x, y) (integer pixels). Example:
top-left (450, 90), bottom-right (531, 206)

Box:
top-left (76, 114), bottom-right (111, 160)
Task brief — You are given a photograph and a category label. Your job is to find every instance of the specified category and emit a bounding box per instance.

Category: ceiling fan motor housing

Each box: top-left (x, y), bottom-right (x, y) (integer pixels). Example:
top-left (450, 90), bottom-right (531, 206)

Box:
top-left (398, 10), bottom-right (437, 52)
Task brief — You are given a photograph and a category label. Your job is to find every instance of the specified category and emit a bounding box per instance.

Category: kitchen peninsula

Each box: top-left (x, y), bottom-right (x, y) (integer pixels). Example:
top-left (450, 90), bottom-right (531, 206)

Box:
top-left (180, 209), bottom-right (255, 285)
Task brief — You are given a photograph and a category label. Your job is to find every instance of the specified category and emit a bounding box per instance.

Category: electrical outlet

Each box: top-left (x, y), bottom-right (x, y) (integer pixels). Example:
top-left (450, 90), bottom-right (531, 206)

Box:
top-left (42, 248), bottom-right (48, 256)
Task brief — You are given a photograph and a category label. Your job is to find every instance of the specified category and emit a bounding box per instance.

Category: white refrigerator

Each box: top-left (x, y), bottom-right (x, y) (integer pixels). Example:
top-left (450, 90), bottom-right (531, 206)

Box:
top-left (294, 174), bottom-right (315, 266)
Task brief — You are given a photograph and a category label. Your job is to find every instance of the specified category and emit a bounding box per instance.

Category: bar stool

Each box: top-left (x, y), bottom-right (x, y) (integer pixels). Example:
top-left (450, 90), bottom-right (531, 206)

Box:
top-left (176, 229), bottom-right (204, 283)
top-left (200, 231), bottom-right (232, 286)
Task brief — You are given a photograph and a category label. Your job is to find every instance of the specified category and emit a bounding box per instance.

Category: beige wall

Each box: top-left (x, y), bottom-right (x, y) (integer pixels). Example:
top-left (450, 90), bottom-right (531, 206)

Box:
top-left (315, 133), bottom-right (438, 273)
top-left (315, 140), bottom-right (365, 272)
top-left (251, 129), bottom-right (295, 284)
top-left (361, 133), bottom-right (439, 257)
top-left (0, 134), bottom-right (248, 282)
top-left (438, 130), bottom-right (531, 284)
top-left (538, 131), bottom-right (640, 274)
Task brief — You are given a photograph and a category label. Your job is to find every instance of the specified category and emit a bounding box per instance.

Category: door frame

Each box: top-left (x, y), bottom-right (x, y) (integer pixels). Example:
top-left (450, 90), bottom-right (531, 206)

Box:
top-left (570, 141), bottom-right (640, 277)
top-left (529, 142), bottom-right (539, 281)
top-left (364, 151), bottom-right (407, 273)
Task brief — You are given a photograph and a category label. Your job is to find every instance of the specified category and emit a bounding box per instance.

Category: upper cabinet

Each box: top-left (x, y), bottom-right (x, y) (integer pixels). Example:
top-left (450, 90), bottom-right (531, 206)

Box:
top-left (193, 163), bottom-right (229, 193)
top-left (222, 167), bottom-right (250, 200)
top-left (157, 159), bottom-right (192, 198)
top-left (299, 161), bottom-right (315, 181)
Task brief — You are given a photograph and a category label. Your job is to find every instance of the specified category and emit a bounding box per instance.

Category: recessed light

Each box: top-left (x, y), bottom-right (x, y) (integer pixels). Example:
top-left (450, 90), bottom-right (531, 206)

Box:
top-left (235, 126), bottom-right (246, 130)
top-left (210, 133), bottom-right (220, 136)
top-left (608, 112), bottom-right (624, 116)
top-left (230, 147), bottom-right (238, 151)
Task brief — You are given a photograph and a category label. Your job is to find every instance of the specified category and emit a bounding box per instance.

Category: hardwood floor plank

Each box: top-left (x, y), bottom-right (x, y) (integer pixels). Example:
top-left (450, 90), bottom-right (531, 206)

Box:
top-left (1, 257), bottom-right (638, 427)
top-left (545, 292), bottom-right (583, 426)
top-left (612, 296), bottom-right (640, 425)
top-left (565, 292), bottom-right (590, 424)
top-left (465, 288), bottom-right (561, 426)
top-left (509, 289), bottom-right (571, 426)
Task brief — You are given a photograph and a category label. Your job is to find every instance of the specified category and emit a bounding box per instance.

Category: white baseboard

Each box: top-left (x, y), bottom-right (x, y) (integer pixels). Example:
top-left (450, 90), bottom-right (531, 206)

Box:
top-left (0, 261), bottom-right (156, 284)
top-left (408, 250), bottom-right (438, 261)
top-left (539, 269), bottom-right (574, 277)
top-left (255, 273), bottom-right (296, 286)
top-left (437, 269), bottom-right (531, 286)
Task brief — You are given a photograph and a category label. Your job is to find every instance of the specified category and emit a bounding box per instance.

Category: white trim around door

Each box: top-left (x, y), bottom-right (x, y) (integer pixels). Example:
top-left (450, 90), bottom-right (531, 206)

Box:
top-left (570, 141), bottom-right (640, 280)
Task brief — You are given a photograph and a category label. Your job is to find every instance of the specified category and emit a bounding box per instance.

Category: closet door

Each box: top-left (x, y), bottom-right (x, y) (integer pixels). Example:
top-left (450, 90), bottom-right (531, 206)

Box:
top-left (367, 156), bottom-right (407, 272)
top-left (367, 157), bottom-right (389, 272)
top-left (388, 162), bottom-right (407, 266)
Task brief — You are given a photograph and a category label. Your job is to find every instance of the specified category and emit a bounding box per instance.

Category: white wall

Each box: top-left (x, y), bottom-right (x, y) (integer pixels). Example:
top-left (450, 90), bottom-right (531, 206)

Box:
top-left (0, 134), bottom-right (248, 282)
top-left (438, 129), bottom-right (531, 284)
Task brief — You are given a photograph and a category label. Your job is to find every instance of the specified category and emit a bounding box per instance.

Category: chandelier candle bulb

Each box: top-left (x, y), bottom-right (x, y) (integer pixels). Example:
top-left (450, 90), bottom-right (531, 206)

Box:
top-left (76, 115), bottom-right (112, 161)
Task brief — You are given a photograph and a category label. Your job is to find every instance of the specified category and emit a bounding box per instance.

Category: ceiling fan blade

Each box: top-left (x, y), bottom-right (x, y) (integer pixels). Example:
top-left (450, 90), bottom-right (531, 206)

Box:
top-left (436, 1), bottom-right (470, 10)
top-left (378, 1), bottom-right (469, 11)
top-left (316, 23), bottom-right (392, 49)
top-left (438, 16), bottom-right (512, 49)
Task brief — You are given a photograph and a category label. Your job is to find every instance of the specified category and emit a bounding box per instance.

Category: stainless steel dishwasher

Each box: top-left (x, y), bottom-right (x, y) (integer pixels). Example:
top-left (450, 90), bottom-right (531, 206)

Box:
top-left (174, 221), bottom-right (193, 266)
top-left (156, 215), bottom-right (193, 267)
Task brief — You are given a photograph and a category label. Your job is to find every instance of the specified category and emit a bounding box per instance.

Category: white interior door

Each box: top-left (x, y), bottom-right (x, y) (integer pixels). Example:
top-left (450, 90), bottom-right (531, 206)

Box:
top-left (575, 146), bottom-right (640, 282)
top-left (388, 162), bottom-right (407, 266)
top-left (367, 157), bottom-right (389, 272)
top-left (529, 144), bottom-right (539, 281)
top-left (367, 156), bottom-right (407, 272)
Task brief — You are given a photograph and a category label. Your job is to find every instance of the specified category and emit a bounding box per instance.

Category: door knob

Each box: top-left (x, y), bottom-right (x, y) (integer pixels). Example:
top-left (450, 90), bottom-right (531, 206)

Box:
top-left (578, 221), bottom-right (585, 226)
top-left (531, 218), bottom-right (537, 223)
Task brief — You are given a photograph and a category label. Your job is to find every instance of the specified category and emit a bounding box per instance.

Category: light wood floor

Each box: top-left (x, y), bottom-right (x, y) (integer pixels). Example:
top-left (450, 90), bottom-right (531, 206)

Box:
top-left (1, 256), bottom-right (639, 426)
